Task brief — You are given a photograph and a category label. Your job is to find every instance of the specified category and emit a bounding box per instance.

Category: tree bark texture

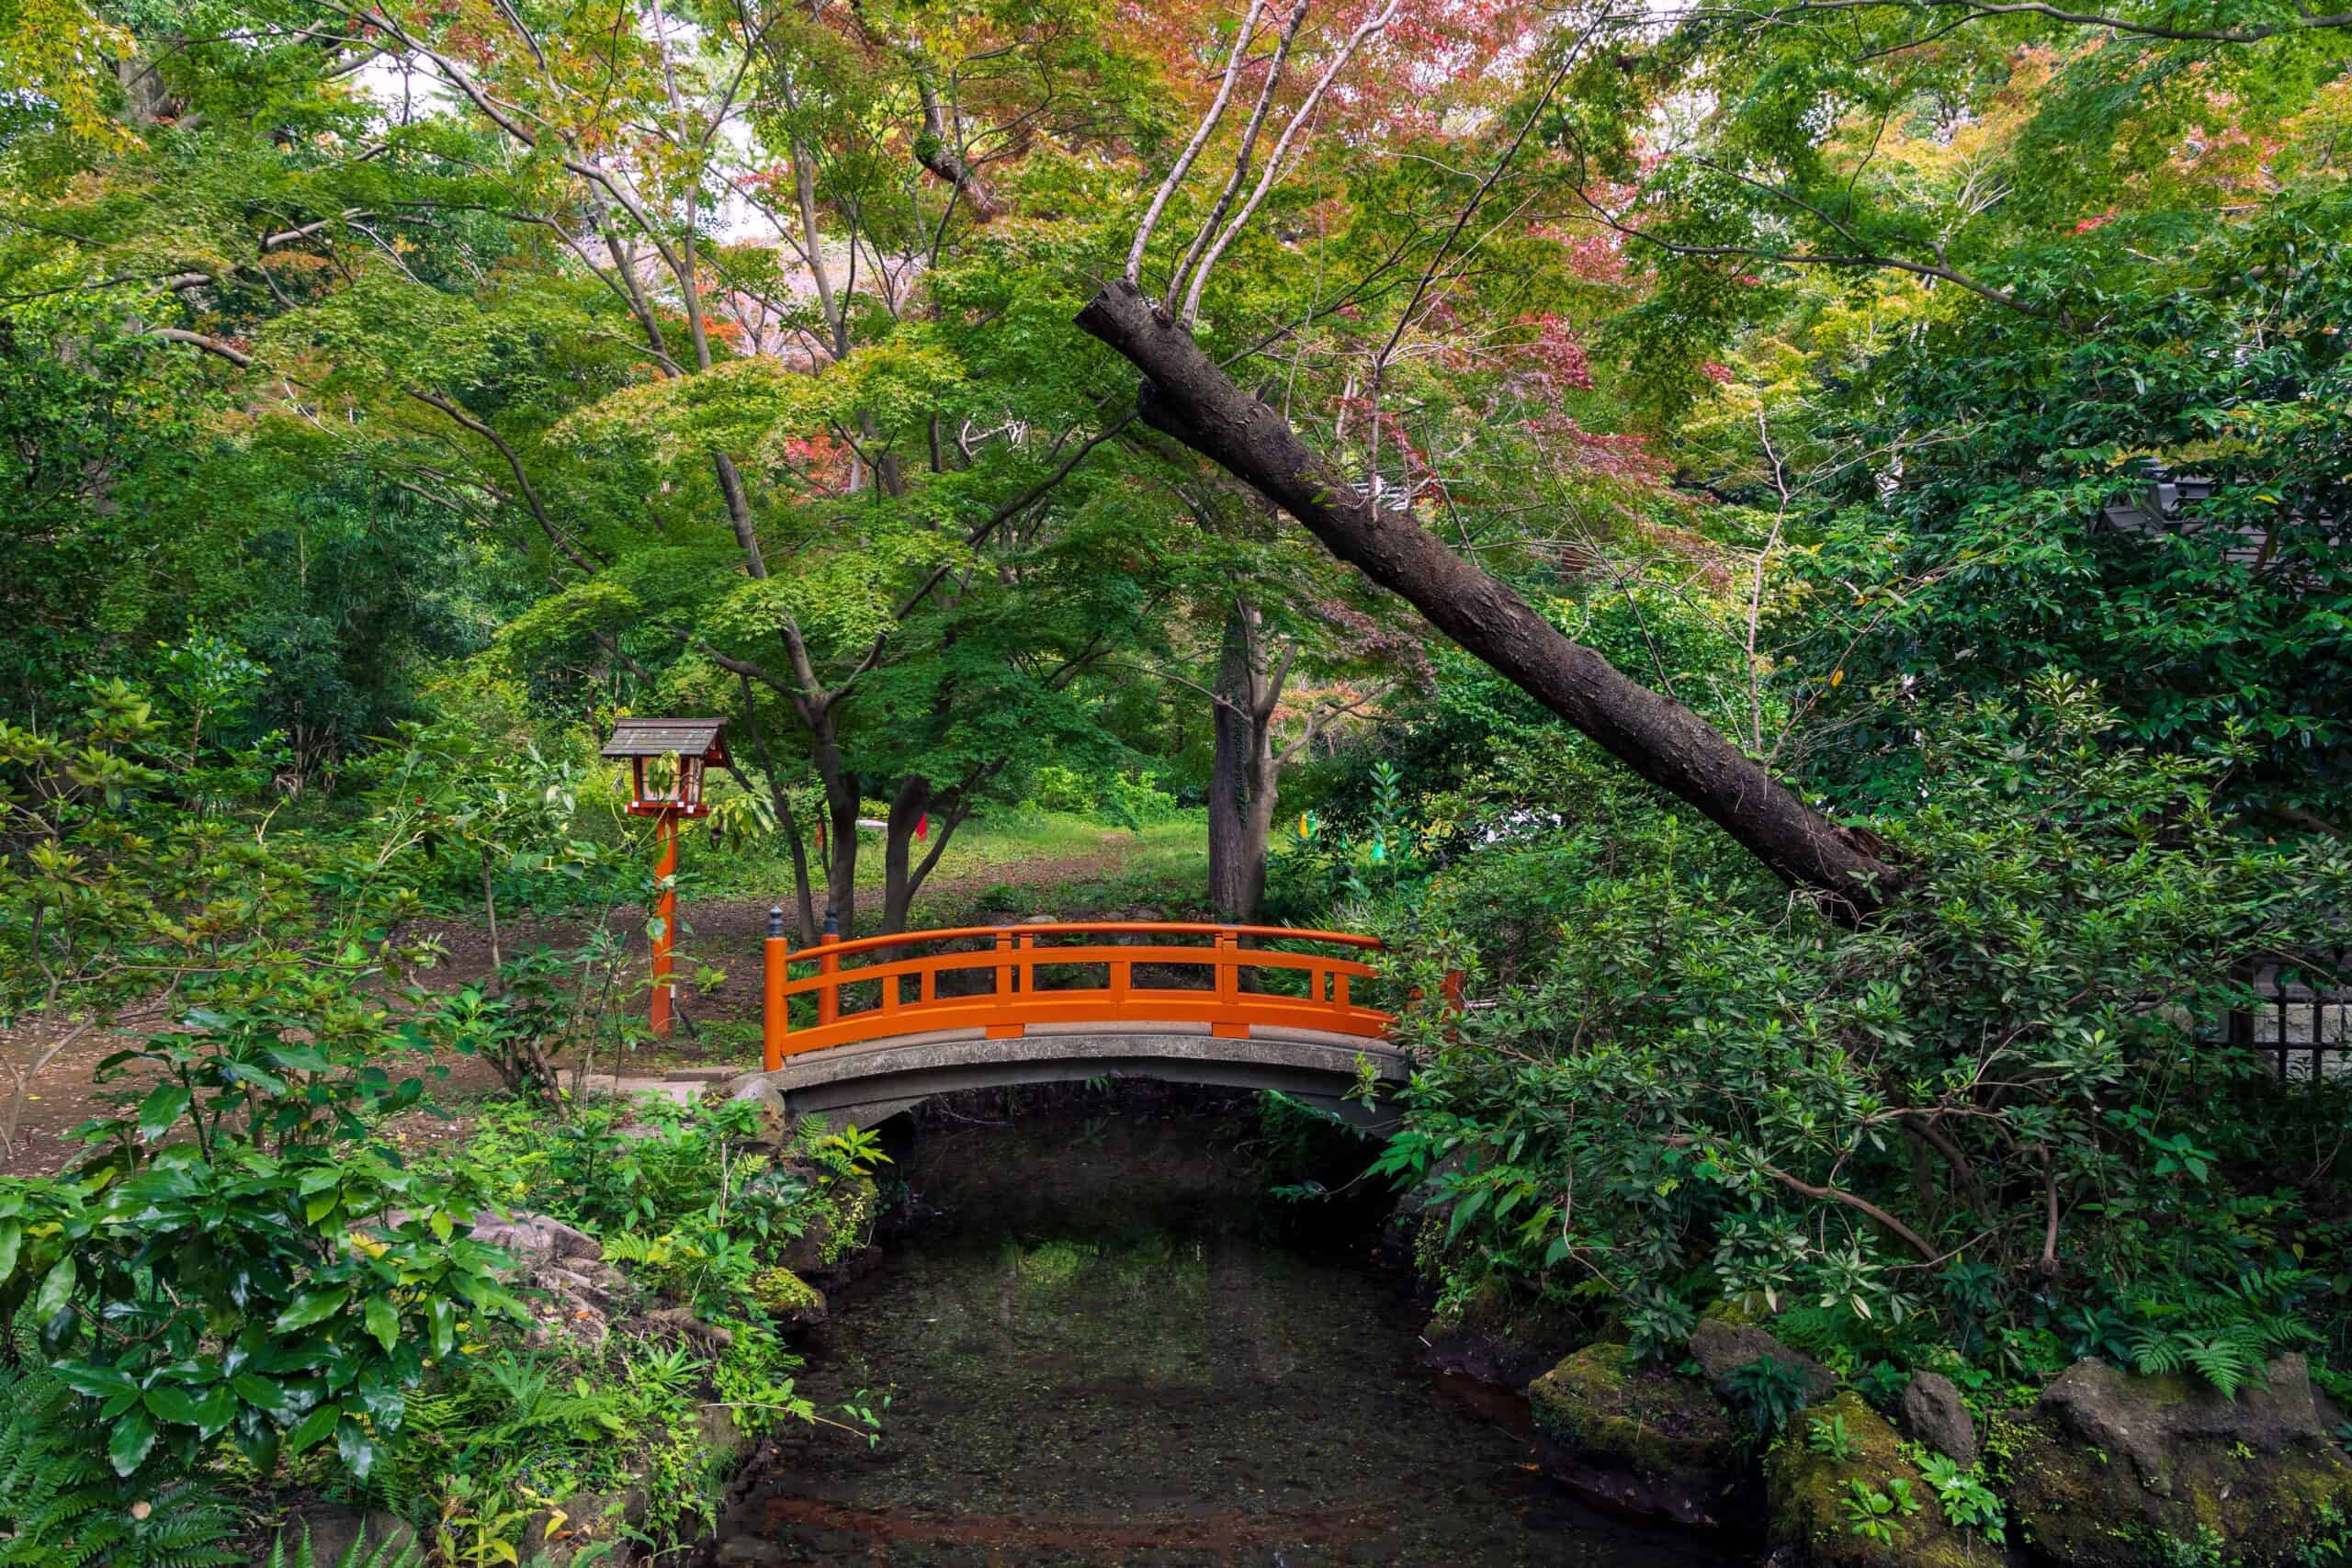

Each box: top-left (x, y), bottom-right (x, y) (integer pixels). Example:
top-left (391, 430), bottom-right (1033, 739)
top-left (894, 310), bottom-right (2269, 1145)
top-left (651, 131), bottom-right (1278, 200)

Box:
top-left (1075, 278), bottom-right (1898, 917)
top-left (1207, 604), bottom-right (1257, 919)
top-left (1206, 599), bottom-right (1288, 922)
top-left (882, 775), bottom-right (932, 933)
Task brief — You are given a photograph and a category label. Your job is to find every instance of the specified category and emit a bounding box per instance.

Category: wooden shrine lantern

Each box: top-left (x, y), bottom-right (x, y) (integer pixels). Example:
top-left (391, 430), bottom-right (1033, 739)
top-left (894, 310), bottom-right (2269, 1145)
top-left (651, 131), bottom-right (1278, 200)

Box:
top-left (603, 716), bottom-right (729, 818)
top-left (601, 717), bottom-right (730, 1036)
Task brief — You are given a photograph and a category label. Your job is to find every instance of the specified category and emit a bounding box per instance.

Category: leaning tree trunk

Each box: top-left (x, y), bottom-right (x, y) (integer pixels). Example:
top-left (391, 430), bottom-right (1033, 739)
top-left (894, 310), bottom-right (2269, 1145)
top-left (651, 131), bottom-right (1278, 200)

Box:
top-left (1076, 278), bottom-right (1898, 919)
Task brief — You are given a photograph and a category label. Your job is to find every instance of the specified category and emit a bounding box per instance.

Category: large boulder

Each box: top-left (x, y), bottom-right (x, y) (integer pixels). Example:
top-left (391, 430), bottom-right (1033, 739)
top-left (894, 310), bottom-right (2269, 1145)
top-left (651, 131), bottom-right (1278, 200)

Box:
top-left (519, 1253), bottom-right (639, 1351)
top-left (463, 1211), bottom-right (636, 1351)
top-left (1764, 1393), bottom-right (1982, 1567)
top-left (1690, 1318), bottom-right (1838, 1405)
top-left (1899, 1371), bottom-right (1979, 1467)
top-left (725, 1074), bottom-right (793, 1147)
top-left (1527, 1342), bottom-right (1752, 1529)
top-left (2005, 1355), bottom-right (2352, 1566)
top-left (470, 1212), bottom-right (604, 1265)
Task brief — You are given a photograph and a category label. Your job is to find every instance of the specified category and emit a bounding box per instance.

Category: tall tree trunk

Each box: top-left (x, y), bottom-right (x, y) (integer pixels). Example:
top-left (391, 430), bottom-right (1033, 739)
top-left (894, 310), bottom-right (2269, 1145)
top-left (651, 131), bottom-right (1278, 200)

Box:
top-left (1207, 605), bottom-right (1255, 919)
top-left (1076, 278), bottom-right (1899, 919)
top-left (775, 795), bottom-right (820, 948)
top-left (892, 791), bottom-right (971, 933)
top-left (803, 716), bottom-right (862, 935)
top-left (1206, 598), bottom-right (1288, 924)
top-left (826, 783), bottom-right (860, 935)
top-left (882, 775), bottom-right (932, 933)
top-left (481, 849), bottom-right (503, 972)
top-left (730, 673), bottom-right (820, 945)
top-left (1238, 728), bottom-right (1281, 921)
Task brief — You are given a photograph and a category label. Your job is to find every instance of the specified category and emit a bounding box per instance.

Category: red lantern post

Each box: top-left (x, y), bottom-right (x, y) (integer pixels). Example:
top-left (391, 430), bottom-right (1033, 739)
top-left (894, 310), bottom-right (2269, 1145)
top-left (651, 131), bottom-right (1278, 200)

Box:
top-left (650, 807), bottom-right (680, 1035)
top-left (601, 718), bottom-right (730, 1039)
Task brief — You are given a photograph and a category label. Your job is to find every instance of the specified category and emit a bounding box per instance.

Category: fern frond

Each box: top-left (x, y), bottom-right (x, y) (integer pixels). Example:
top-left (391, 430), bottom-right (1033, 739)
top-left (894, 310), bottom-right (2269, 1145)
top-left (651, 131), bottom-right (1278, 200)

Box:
top-left (2178, 1330), bottom-right (2256, 1399)
top-left (0, 1362), bottom-right (243, 1568)
top-left (342, 1530), bottom-right (426, 1568)
top-left (2129, 1326), bottom-right (2186, 1377)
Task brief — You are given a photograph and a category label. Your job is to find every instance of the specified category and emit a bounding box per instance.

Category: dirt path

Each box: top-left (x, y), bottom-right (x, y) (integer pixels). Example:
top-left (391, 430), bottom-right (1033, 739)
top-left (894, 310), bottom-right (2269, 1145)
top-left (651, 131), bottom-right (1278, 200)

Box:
top-left (1, 836), bottom-right (1184, 1178)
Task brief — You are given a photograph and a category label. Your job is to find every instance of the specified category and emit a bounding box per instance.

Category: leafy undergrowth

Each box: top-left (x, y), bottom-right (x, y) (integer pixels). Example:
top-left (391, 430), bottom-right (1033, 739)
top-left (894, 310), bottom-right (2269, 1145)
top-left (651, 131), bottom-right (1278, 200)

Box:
top-left (332, 1098), bottom-right (888, 1565)
top-left (0, 1064), bottom-right (888, 1568)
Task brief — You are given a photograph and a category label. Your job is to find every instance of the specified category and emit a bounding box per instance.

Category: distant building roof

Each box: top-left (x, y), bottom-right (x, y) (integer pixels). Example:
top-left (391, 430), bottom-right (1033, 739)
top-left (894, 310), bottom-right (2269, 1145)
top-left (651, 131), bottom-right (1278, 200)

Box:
top-left (601, 718), bottom-right (729, 760)
top-left (2098, 467), bottom-right (2343, 576)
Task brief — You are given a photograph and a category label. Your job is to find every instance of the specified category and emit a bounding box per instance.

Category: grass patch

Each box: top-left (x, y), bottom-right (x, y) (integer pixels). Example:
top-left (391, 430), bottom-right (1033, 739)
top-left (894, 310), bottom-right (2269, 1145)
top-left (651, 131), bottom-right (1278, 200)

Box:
top-left (687, 808), bottom-right (1210, 930)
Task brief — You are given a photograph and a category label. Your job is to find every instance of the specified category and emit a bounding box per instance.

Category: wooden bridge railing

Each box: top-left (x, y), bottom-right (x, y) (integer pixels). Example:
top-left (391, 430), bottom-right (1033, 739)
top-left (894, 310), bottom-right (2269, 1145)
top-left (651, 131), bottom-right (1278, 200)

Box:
top-left (762, 919), bottom-right (1395, 1071)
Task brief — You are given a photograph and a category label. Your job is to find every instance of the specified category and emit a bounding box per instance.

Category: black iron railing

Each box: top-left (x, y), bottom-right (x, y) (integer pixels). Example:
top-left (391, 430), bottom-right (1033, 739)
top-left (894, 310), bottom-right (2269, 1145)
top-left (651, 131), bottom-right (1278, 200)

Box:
top-left (2215, 953), bottom-right (2351, 1082)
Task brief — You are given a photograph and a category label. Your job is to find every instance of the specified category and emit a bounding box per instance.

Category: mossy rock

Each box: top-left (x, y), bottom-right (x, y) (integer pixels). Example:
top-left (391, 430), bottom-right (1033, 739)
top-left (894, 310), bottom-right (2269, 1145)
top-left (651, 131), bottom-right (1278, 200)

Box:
top-left (749, 1266), bottom-right (826, 1324)
top-left (1765, 1393), bottom-right (1986, 1567)
top-left (1015, 1237), bottom-right (1097, 1289)
top-left (2000, 1356), bottom-right (2352, 1567)
top-left (1690, 1317), bottom-right (1838, 1404)
top-left (1702, 1294), bottom-right (1766, 1328)
top-left (778, 1170), bottom-right (881, 1274)
top-left (818, 1171), bottom-right (879, 1264)
top-left (1527, 1341), bottom-right (1752, 1529)
top-left (1422, 1277), bottom-right (1592, 1387)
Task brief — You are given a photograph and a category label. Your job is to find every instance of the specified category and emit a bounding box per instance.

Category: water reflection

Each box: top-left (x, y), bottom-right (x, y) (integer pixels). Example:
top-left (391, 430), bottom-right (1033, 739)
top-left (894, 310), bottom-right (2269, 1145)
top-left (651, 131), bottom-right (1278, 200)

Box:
top-left (710, 1107), bottom-right (1737, 1567)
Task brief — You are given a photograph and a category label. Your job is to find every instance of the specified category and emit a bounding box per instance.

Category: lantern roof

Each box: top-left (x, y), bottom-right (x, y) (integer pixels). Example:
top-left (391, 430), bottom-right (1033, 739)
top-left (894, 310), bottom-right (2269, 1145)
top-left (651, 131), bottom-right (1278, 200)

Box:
top-left (601, 717), bottom-right (729, 763)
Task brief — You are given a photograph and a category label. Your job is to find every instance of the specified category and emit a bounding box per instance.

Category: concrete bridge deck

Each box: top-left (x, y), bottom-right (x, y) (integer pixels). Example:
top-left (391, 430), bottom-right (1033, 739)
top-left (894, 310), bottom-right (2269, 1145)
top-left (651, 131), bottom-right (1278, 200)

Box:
top-left (752, 1019), bottom-right (1410, 1130)
top-left (752, 919), bottom-right (1431, 1131)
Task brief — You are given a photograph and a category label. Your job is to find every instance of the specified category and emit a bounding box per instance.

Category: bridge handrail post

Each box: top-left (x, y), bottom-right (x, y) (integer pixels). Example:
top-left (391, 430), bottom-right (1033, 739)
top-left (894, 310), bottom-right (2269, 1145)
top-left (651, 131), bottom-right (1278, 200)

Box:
top-left (755, 919), bottom-right (1403, 1064)
top-left (763, 906), bottom-right (786, 1072)
top-left (817, 926), bottom-right (841, 1029)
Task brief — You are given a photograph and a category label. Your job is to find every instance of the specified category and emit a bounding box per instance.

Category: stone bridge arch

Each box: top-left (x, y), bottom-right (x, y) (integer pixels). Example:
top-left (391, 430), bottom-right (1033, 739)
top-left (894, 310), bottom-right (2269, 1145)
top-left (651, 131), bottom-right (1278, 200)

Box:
top-left (752, 919), bottom-right (1428, 1129)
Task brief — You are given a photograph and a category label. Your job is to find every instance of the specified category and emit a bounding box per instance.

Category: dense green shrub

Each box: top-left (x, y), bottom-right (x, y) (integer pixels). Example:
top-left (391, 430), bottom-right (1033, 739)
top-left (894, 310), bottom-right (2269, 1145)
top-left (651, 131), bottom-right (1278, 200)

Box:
top-left (1787, 186), bottom-right (2352, 829)
top-left (0, 999), bottom-right (527, 1485)
top-left (0, 1358), bottom-right (243, 1567)
top-left (1379, 678), bottom-right (2352, 1392)
top-left (357, 1099), bottom-right (887, 1560)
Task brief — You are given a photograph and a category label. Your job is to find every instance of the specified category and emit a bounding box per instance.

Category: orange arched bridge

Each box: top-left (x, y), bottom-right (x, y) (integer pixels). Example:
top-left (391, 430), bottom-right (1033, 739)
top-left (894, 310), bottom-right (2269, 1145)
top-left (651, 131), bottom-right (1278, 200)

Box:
top-left (755, 919), bottom-right (1437, 1129)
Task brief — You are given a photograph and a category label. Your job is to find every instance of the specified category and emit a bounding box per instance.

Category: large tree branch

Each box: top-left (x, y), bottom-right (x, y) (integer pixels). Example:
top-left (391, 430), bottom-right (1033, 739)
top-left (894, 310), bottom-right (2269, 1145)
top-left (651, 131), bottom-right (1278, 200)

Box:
top-left (1566, 176), bottom-right (2071, 325)
top-left (1669, 0), bottom-right (2352, 42)
top-left (914, 76), bottom-right (1001, 220)
top-left (1076, 277), bottom-right (1899, 917)
top-left (1166, 0), bottom-right (1311, 316)
top-left (1761, 1159), bottom-right (1941, 1262)
top-left (1125, 0), bottom-right (1269, 286)
top-left (405, 388), bottom-right (602, 573)
top-left (140, 327), bottom-right (253, 366)
top-left (1177, 0), bottom-right (1403, 325)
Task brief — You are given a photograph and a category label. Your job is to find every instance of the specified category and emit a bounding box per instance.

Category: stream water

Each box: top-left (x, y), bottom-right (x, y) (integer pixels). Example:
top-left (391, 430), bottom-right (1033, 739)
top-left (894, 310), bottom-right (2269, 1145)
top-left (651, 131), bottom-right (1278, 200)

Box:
top-left (708, 1101), bottom-right (1741, 1567)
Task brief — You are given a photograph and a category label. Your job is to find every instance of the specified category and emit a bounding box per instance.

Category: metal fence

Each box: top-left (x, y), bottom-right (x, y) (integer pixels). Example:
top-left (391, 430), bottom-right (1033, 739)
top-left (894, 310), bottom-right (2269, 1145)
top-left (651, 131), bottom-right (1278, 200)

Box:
top-left (2217, 954), bottom-right (2351, 1081)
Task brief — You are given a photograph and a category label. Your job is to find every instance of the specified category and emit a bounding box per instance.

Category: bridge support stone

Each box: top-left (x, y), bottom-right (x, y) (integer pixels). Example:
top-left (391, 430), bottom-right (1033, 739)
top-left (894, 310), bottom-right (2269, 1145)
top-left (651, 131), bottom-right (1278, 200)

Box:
top-left (749, 1022), bottom-right (1410, 1132)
